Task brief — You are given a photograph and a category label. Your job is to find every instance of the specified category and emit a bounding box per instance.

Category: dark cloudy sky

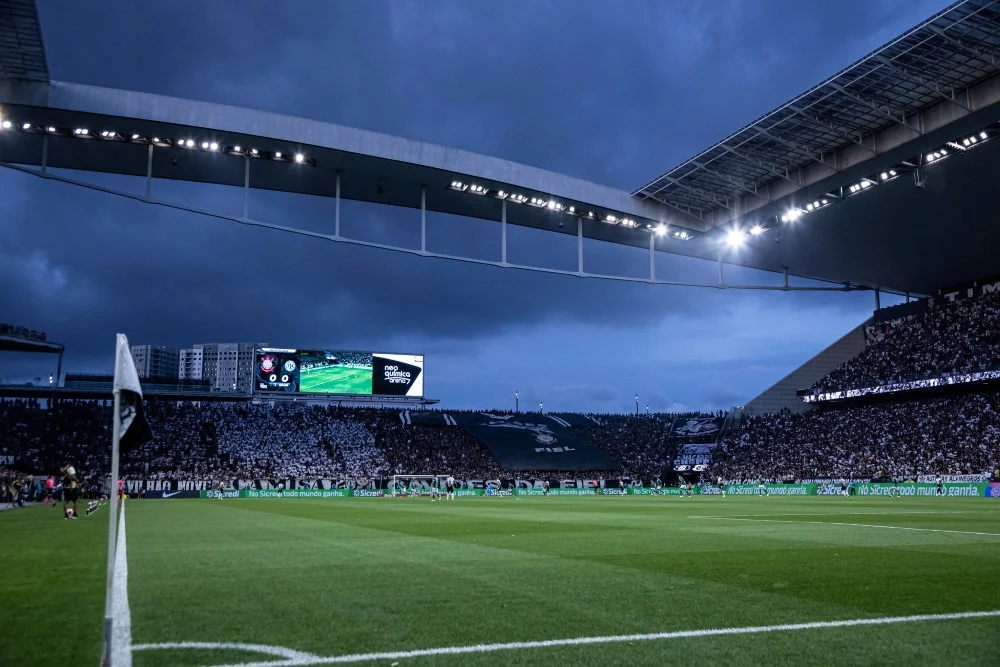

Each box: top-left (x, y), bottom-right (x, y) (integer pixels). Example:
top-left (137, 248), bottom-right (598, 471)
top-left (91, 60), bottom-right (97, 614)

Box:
top-left (1, 0), bottom-right (943, 412)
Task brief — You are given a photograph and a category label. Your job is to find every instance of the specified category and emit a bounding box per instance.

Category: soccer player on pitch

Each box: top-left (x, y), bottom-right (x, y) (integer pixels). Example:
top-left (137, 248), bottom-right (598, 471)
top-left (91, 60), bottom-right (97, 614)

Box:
top-left (61, 463), bottom-right (80, 519)
top-left (430, 477), bottom-right (440, 502)
top-left (445, 475), bottom-right (455, 500)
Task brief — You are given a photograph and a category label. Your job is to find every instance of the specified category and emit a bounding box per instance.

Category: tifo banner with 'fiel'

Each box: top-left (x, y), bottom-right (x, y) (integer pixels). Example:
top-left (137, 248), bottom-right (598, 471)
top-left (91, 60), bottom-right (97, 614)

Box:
top-left (407, 411), bottom-right (619, 471)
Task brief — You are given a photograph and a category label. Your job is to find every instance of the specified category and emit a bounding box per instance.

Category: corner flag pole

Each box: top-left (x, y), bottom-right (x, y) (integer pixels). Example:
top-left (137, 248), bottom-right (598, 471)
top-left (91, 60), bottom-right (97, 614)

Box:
top-left (101, 337), bottom-right (124, 667)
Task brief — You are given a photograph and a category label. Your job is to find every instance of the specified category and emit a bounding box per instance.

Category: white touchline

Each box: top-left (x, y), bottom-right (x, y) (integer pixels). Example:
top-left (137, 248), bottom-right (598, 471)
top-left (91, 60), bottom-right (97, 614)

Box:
top-left (111, 504), bottom-right (132, 667)
top-left (688, 511), bottom-right (987, 519)
top-left (699, 517), bottom-right (1000, 537)
top-left (201, 610), bottom-right (1000, 667)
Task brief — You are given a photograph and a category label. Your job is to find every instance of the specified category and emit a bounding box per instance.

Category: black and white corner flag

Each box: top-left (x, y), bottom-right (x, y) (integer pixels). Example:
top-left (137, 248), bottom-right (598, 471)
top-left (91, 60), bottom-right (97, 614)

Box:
top-left (114, 333), bottom-right (152, 454)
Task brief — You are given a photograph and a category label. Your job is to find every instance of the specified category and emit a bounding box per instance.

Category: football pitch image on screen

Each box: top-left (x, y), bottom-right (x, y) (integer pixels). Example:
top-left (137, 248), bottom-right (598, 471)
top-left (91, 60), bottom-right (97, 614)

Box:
top-left (299, 363), bottom-right (373, 394)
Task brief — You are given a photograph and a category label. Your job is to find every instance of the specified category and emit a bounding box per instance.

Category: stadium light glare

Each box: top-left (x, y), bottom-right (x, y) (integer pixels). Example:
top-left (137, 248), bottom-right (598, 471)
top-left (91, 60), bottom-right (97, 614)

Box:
top-left (46, 126), bottom-right (56, 133)
top-left (294, 153), bottom-right (304, 163)
top-left (23, 123), bottom-right (32, 130)
top-left (780, 208), bottom-right (804, 223)
top-left (232, 145), bottom-right (242, 152)
top-left (749, 224), bottom-right (764, 236)
top-left (250, 148), bottom-right (259, 156)
top-left (209, 142), bottom-right (220, 151)
top-left (1, 120), bottom-right (11, 130)
top-left (275, 152), bottom-right (283, 159)
top-left (654, 223), bottom-right (667, 236)
top-left (200, 141), bottom-right (210, 150)
top-left (567, 206), bottom-right (574, 214)
top-left (806, 203), bottom-right (815, 212)
top-left (724, 228), bottom-right (746, 248)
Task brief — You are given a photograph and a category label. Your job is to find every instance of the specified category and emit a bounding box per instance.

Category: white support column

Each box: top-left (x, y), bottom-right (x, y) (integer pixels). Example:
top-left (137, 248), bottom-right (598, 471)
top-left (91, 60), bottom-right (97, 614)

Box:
top-left (783, 266), bottom-right (789, 289)
top-left (577, 218), bottom-right (584, 274)
top-left (146, 144), bottom-right (154, 199)
top-left (649, 234), bottom-right (655, 281)
top-left (718, 253), bottom-right (724, 284)
top-left (41, 135), bottom-right (48, 173)
top-left (334, 172), bottom-right (341, 238)
top-left (501, 199), bottom-right (507, 265)
top-left (242, 156), bottom-right (250, 218)
top-left (421, 186), bottom-right (427, 253)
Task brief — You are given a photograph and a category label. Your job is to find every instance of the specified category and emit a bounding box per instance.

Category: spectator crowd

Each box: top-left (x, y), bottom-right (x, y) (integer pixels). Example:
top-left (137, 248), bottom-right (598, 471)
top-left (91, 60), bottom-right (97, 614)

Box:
top-left (0, 323), bottom-right (47, 342)
top-left (716, 392), bottom-right (1000, 481)
top-left (811, 290), bottom-right (1000, 392)
top-left (1, 394), bottom-right (995, 488)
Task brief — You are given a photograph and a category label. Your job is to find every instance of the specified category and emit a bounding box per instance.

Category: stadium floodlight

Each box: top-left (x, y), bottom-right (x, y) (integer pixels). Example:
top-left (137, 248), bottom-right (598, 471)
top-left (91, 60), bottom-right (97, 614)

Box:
top-left (294, 152), bottom-right (304, 163)
top-left (232, 145), bottom-right (242, 153)
top-left (46, 126), bottom-right (56, 133)
top-left (274, 151), bottom-right (283, 159)
top-left (209, 142), bottom-right (220, 151)
top-left (449, 180), bottom-right (467, 191)
top-left (605, 214), bottom-right (617, 223)
top-left (980, 131), bottom-right (988, 140)
top-left (654, 223), bottom-right (667, 236)
top-left (806, 203), bottom-right (815, 211)
top-left (724, 228), bottom-right (746, 248)
top-left (1, 120), bottom-right (11, 130)
top-left (567, 206), bottom-right (574, 214)
top-left (821, 199), bottom-right (828, 205)
top-left (673, 230), bottom-right (690, 240)
top-left (250, 148), bottom-right (259, 156)
top-left (201, 141), bottom-right (210, 149)
top-left (23, 123), bottom-right (32, 130)
top-left (468, 184), bottom-right (488, 195)
top-left (494, 190), bottom-right (508, 199)
top-left (73, 128), bottom-right (88, 135)
top-left (131, 133), bottom-right (140, 140)
top-left (509, 193), bottom-right (527, 204)
top-left (780, 208), bottom-right (804, 223)
top-left (546, 200), bottom-right (562, 211)
top-left (860, 179), bottom-right (872, 189)
top-left (749, 224), bottom-right (764, 236)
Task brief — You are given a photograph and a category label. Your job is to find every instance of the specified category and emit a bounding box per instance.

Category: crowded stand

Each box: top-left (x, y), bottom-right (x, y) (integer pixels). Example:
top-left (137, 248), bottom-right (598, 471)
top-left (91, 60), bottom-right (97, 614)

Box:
top-left (1, 396), bottom-right (995, 489)
top-left (0, 322), bottom-right (47, 342)
top-left (810, 290), bottom-right (1000, 392)
top-left (715, 392), bottom-right (1000, 481)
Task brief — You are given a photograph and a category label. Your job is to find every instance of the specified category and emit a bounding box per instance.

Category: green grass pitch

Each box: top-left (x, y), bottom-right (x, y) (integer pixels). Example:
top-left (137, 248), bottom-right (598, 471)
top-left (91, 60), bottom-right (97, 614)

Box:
top-left (2, 496), bottom-right (998, 666)
top-left (299, 365), bottom-right (373, 394)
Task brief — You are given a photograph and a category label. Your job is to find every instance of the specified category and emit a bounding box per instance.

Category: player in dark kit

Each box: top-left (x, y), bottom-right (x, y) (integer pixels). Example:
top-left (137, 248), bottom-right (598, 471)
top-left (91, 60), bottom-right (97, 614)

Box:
top-left (61, 463), bottom-right (80, 519)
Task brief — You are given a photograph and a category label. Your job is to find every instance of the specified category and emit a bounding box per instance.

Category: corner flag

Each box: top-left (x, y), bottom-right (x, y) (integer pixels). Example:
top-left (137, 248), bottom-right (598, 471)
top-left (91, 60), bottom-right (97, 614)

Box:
top-left (102, 333), bottom-right (152, 667)
top-left (113, 334), bottom-right (151, 453)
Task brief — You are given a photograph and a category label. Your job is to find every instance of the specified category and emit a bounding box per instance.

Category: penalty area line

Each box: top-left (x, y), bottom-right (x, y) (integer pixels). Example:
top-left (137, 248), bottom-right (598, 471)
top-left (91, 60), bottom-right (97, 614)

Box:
top-left (202, 609), bottom-right (1000, 667)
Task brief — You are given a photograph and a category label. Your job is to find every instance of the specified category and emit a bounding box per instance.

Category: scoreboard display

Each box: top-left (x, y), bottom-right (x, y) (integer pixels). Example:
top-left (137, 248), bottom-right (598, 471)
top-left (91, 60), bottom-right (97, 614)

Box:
top-left (255, 348), bottom-right (424, 397)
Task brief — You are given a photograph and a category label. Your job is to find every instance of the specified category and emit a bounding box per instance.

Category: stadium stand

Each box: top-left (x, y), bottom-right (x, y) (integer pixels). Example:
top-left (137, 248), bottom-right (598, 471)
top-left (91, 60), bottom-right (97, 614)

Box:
top-left (809, 290), bottom-right (1000, 393)
top-left (715, 392), bottom-right (1000, 482)
top-left (0, 323), bottom-right (47, 342)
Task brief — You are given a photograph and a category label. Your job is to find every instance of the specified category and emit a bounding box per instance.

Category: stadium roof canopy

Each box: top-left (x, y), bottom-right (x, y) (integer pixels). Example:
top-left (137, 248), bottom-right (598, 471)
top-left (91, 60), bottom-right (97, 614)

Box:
top-left (1, 0), bottom-right (999, 295)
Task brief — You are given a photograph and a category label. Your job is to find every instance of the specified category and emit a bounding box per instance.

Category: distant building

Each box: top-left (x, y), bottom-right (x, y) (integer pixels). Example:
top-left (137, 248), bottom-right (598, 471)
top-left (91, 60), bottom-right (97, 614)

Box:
top-left (129, 345), bottom-right (180, 380)
top-left (182, 342), bottom-right (258, 392)
top-left (178, 345), bottom-right (204, 381)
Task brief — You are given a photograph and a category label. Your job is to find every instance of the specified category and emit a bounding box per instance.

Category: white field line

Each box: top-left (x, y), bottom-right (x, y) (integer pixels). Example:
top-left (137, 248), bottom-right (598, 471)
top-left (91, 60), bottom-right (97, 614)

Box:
top-left (200, 610), bottom-right (1000, 667)
top-left (131, 642), bottom-right (320, 660)
top-left (112, 504), bottom-right (132, 667)
top-left (688, 511), bottom-right (987, 519)
top-left (698, 517), bottom-right (1000, 537)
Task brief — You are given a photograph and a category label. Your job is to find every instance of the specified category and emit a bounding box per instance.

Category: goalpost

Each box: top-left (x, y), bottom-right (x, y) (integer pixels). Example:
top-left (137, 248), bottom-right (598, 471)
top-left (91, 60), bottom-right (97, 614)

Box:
top-left (389, 474), bottom-right (450, 496)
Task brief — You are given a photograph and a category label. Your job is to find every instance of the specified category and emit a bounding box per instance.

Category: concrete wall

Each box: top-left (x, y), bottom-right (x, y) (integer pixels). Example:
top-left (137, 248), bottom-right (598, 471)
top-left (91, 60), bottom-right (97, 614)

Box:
top-left (744, 318), bottom-right (871, 415)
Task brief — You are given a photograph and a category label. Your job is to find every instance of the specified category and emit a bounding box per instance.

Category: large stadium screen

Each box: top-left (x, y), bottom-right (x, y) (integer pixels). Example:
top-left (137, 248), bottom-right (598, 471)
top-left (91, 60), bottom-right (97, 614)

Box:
top-left (255, 348), bottom-right (424, 397)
